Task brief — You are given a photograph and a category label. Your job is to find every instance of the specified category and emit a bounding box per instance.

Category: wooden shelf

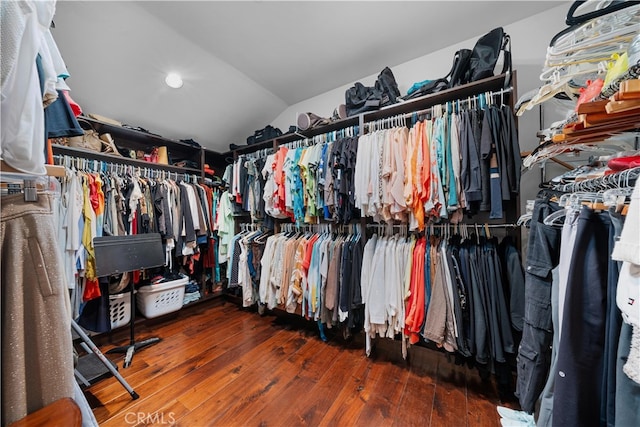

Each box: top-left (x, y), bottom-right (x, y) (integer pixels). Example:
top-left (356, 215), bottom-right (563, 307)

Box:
top-left (80, 116), bottom-right (202, 152)
top-left (77, 116), bottom-right (206, 174)
top-left (363, 73), bottom-right (512, 121)
top-left (223, 73), bottom-right (513, 157)
top-left (52, 144), bottom-right (201, 175)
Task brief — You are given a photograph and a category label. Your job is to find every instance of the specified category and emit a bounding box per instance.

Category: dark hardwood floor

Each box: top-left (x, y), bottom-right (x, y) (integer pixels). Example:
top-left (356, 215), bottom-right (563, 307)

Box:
top-left (84, 299), bottom-right (517, 426)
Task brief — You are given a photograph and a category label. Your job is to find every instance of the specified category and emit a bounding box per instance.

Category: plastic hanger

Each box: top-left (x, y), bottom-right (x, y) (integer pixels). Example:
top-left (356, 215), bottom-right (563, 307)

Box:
top-left (565, 0), bottom-right (639, 27)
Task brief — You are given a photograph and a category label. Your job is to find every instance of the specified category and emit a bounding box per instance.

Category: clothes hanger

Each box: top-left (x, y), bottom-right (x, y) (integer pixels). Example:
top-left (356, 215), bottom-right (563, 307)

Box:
top-left (565, 0), bottom-right (640, 27)
top-left (0, 161), bottom-right (63, 200)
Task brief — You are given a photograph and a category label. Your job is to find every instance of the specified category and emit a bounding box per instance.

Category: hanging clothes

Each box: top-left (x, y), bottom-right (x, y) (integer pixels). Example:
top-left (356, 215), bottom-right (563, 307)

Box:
top-left (54, 161), bottom-right (224, 331)
top-left (518, 171), bottom-right (638, 426)
top-left (227, 227), bottom-right (365, 329)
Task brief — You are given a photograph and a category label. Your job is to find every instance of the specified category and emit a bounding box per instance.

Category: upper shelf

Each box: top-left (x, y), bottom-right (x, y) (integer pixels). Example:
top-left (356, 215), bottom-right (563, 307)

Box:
top-left (363, 73), bottom-right (513, 121)
top-left (224, 72), bottom-right (515, 156)
top-left (79, 116), bottom-right (203, 156)
top-left (52, 144), bottom-right (202, 175)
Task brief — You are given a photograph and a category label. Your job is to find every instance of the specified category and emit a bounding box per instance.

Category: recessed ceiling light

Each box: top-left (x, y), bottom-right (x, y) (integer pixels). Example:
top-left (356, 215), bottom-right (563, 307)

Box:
top-left (165, 72), bottom-right (183, 89)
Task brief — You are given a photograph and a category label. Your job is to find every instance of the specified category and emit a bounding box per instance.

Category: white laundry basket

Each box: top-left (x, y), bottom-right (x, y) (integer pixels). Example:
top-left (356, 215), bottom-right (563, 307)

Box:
top-left (109, 292), bottom-right (132, 329)
top-left (136, 275), bottom-right (188, 318)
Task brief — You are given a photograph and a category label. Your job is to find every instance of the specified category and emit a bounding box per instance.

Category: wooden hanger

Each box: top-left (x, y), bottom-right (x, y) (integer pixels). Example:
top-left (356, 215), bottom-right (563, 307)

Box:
top-left (1, 160), bottom-right (66, 177)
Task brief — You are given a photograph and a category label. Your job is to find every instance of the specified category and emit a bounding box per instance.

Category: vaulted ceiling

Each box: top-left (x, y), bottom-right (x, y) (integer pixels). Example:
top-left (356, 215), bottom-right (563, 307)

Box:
top-left (52, 1), bottom-right (560, 152)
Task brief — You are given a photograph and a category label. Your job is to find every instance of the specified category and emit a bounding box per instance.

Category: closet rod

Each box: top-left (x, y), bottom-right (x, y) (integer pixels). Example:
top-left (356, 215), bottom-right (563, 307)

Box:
top-left (365, 223), bottom-right (518, 228)
top-left (52, 154), bottom-right (200, 182)
top-left (364, 86), bottom-right (514, 129)
top-left (281, 125), bottom-right (359, 149)
top-left (554, 166), bottom-right (640, 193)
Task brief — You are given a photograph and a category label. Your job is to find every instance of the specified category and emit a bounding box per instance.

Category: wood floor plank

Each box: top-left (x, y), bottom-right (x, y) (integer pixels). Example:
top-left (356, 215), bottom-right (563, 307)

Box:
top-left (317, 355), bottom-right (371, 427)
top-left (466, 367), bottom-right (502, 427)
top-left (245, 336), bottom-right (345, 426)
top-left (278, 343), bottom-right (369, 426)
top-left (96, 321), bottom-right (276, 425)
top-left (179, 331), bottom-right (310, 425)
top-left (431, 355), bottom-right (469, 427)
top-left (88, 308), bottom-right (263, 402)
top-left (392, 349), bottom-right (439, 427)
top-left (87, 302), bottom-right (250, 394)
top-left (83, 302), bottom-right (507, 427)
top-left (212, 333), bottom-right (325, 426)
top-left (356, 362), bottom-right (409, 425)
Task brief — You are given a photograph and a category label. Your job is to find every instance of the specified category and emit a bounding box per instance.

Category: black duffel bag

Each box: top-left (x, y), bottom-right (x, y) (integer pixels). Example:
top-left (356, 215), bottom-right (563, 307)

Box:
top-left (247, 125), bottom-right (282, 145)
top-left (345, 67), bottom-right (401, 117)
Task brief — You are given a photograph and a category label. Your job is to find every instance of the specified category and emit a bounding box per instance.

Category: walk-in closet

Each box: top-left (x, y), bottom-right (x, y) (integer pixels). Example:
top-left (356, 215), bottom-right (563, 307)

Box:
top-left (2, 1), bottom-right (639, 426)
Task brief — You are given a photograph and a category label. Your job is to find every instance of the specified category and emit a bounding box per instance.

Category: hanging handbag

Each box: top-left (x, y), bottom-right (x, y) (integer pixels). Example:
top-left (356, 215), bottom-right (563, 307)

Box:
top-left (67, 118), bottom-right (105, 152)
top-left (98, 133), bottom-right (122, 156)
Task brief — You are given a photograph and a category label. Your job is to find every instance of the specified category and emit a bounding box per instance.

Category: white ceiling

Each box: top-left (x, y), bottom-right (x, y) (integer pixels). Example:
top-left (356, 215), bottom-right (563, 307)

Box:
top-left (52, 1), bottom-right (559, 152)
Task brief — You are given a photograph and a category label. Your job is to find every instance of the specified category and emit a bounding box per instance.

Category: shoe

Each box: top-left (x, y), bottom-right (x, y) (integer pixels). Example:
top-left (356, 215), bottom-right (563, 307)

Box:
top-left (500, 418), bottom-right (531, 427)
top-left (297, 112), bottom-right (330, 130)
top-left (497, 406), bottom-right (534, 425)
top-left (99, 133), bottom-right (122, 156)
top-left (331, 104), bottom-right (347, 121)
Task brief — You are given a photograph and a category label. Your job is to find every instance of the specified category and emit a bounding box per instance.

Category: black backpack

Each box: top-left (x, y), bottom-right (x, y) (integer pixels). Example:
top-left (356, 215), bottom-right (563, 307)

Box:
top-left (374, 67), bottom-right (402, 108)
top-left (402, 49), bottom-right (471, 100)
top-left (467, 27), bottom-right (511, 87)
top-left (449, 49), bottom-right (473, 88)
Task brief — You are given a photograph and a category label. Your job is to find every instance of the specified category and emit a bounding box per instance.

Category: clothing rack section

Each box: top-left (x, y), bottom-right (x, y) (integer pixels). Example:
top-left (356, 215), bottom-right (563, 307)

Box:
top-left (226, 224), bottom-right (364, 329)
top-left (362, 228), bottom-right (523, 370)
top-left (279, 124), bottom-right (361, 150)
top-left (365, 222), bottom-right (519, 237)
top-left (354, 97), bottom-right (521, 229)
top-left (225, 217), bottom-right (525, 395)
top-left (224, 126), bottom-right (361, 226)
top-left (54, 159), bottom-right (225, 333)
top-left (516, 174), bottom-right (638, 426)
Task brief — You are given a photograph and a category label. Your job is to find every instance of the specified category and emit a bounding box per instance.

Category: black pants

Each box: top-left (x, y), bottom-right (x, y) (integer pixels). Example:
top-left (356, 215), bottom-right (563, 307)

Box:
top-left (516, 198), bottom-right (561, 413)
top-left (553, 207), bottom-right (610, 426)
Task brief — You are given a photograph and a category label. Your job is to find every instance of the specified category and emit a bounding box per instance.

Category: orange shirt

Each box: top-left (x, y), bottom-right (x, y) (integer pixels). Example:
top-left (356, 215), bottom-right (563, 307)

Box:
top-left (404, 237), bottom-right (426, 344)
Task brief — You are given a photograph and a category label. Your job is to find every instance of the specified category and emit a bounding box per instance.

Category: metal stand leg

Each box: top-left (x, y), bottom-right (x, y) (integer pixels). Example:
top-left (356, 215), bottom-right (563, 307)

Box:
top-left (106, 286), bottom-right (161, 368)
top-left (71, 320), bottom-right (139, 400)
top-left (75, 369), bottom-right (91, 388)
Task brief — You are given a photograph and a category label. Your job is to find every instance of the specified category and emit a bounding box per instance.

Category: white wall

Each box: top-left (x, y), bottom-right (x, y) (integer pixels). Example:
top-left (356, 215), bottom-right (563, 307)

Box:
top-left (271, 2), bottom-right (573, 217)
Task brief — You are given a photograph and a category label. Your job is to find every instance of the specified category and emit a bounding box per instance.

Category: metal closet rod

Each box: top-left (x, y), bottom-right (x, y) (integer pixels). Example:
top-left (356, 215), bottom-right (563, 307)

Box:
top-left (281, 126), bottom-right (360, 149)
top-left (366, 223), bottom-right (518, 229)
top-left (51, 154), bottom-right (200, 182)
top-left (363, 86), bottom-right (514, 130)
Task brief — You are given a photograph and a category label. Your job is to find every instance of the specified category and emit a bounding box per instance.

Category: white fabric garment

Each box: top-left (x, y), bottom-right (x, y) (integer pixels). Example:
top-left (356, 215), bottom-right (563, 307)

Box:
top-left (215, 191), bottom-right (234, 263)
top-left (361, 234), bottom-right (378, 356)
top-left (259, 234), bottom-right (277, 307)
top-left (612, 179), bottom-right (640, 384)
top-left (0, 0), bottom-right (57, 175)
top-left (612, 178), bottom-right (640, 266)
top-left (354, 133), bottom-right (372, 213)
